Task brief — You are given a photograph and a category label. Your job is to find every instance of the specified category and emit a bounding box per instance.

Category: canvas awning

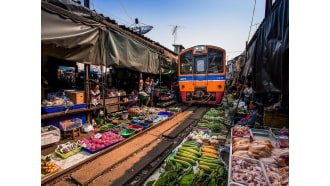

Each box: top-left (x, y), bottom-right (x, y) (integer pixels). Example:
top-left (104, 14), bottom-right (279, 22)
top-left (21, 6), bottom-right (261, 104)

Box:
top-left (103, 29), bottom-right (159, 74)
top-left (41, 2), bottom-right (106, 65)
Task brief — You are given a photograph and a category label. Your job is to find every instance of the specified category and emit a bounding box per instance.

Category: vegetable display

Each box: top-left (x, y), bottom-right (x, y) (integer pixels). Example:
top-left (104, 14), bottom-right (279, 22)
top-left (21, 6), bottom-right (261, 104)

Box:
top-left (111, 127), bottom-right (125, 133)
top-left (78, 132), bottom-right (124, 151)
top-left (208, 122), bottom-right (226, 133)
top-left (41, 156), bottom-right (57, 175)
top-left (55, 142), bottom-right (79, 154)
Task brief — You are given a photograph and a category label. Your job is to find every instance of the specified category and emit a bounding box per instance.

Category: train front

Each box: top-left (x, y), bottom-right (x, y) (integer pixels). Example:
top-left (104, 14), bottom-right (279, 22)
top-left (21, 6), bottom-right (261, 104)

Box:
top-left (178, 45), bottom-right (226, 104)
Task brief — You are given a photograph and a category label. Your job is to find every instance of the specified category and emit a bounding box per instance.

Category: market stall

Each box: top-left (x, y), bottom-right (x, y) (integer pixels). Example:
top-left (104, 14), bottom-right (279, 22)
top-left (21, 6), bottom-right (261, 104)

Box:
top-left (144, 94), bottom-right (289, 186)
top-left (41, 105), bottom-right (177, 180)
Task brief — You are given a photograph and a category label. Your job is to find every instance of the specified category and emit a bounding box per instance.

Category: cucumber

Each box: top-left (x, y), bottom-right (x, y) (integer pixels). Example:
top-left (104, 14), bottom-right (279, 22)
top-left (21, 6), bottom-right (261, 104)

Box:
top-left (180, 145), bottom-right (199, 151)
top-left (184, 141), bottom-right (201, 146)
top-left (180, 148), bottom-right (201, 156)
top-left (176, 152), bottom-right (198, 161)
top-left (178, 149), bottom-right (198, 157)
top-left (174, 155), bottom-right (196, 166)
top-left (171, 157), bottom-right (191, 168)
top-left (198, 165), bottom-right (211, 173)
top-left (198, 158), bottom-right (223, 165)
top-left (199, 161), bottom-right (220, 169)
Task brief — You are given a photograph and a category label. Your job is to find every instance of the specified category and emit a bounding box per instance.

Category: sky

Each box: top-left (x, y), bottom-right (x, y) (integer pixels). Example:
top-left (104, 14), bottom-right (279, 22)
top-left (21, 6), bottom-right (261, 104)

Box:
top-left (86, 0), bottom-right (266, 60)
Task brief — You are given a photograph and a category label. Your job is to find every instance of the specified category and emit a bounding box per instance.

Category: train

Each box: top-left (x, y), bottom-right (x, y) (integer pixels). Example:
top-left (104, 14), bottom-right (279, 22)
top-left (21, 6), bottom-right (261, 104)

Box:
top-left (178, 45), bottom-right (226, 104)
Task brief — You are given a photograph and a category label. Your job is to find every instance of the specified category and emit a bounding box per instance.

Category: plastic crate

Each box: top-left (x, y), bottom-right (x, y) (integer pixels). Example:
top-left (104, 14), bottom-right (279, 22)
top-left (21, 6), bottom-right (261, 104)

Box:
top-left (42, 106), bottom-right (66, 114)
top-left (55, 143), bottom-right (83, 159)
top-left (135, 122), bottom-right (150, 130)
top-left (82, 140), bottom-right (123, 154)
top-left (68, 103), bottom-right (87, 110)
top-left (59, 118), bottom-right (82, 131)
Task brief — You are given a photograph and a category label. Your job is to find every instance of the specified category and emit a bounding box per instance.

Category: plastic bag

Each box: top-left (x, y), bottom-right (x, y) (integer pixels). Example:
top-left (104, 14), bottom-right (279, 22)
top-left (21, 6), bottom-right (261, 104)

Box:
top-left (82, 123), bottom-right (94, 133)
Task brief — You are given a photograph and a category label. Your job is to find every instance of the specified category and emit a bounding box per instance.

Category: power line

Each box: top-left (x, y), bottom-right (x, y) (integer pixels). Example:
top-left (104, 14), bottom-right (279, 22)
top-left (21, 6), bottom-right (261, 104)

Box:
top-left (94, 6), bottom-right (132, 25)
top-left (247, 0), bottom-right (257, 42)
top-left (117, 0), bottom-right (134, 23)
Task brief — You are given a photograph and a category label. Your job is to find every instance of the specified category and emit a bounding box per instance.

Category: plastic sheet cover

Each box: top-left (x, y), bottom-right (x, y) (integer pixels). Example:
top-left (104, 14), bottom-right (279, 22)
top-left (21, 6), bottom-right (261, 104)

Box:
top-left (41, 2), bottom-right (105, 65)
top-left (244, 0), bottom-right (289, 94)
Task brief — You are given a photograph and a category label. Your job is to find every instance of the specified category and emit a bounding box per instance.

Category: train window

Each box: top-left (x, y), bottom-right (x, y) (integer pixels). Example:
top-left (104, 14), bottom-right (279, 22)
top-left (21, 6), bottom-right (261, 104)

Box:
top-left (180, 50), bottom-right (193, 74)
top-left (194, 56), bottom-right (206, 74)
top-left (208, 48), bottom-right (224, 73)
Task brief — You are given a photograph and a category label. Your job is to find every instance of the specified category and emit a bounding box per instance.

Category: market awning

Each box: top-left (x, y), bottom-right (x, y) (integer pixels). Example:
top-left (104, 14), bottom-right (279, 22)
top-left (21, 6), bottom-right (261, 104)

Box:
top-left (41, 2), bottom-right (106, 65)
top-left (244, 0), bottom-right (288, 94)
top-left (102, 29), bottom-right (159, 74)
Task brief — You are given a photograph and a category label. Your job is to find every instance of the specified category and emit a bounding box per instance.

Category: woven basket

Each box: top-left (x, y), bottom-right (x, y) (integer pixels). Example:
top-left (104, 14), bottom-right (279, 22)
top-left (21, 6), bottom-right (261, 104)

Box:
top-left (41, 126), bottom-right (61, 147)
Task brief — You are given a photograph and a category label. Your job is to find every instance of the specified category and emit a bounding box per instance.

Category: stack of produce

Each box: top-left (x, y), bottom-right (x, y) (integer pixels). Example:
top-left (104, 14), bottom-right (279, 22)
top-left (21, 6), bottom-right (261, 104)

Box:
top-left (231, 156), bottom-right (269, 185)
top-left (147, 140), bottom-right (227, 186)
top-left (41, 156), bottom-right (57, 175)
top-left (187, 131), bottom-right (209, 144)
top-left (55, 142), bottom-right (80, 155)
top-left (202, 115), bottom-right (226, 123)
top-left (204, 108), bottom-right (225, 117)
top-left (208, 121), bottom-right (226, 133)
top-left (78, 132), bottom-right (124, 151)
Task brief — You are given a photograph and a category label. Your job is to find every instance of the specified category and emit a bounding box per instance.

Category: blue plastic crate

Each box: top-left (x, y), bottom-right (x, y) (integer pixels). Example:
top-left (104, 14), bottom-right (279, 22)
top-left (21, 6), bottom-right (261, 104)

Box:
top-left (68, 103), bottom-right (87, 111)
top-left (82, 140), bottom-right (123, 154)
top-left (42, 106), bottom-right (66, 114)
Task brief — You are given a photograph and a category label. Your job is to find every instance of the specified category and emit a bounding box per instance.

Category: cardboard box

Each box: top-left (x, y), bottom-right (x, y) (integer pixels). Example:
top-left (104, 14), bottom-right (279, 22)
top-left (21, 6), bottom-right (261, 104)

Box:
top-left (65, 91), bottom-right (85, 104)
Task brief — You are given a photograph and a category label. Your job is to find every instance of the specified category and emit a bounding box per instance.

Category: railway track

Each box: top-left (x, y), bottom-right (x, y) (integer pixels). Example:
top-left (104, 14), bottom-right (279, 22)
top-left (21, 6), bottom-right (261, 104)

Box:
top-left (43, 105), bottom-right (209, 186)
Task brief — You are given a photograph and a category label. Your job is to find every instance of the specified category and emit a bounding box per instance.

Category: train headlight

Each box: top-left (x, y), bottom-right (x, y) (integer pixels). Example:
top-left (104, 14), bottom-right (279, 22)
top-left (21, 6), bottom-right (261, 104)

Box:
top-left (218, 84), bottom-right (222, 88)
top-left (182, 85), bottom-right (185, 88)
top-left (194, 45), bottom-right (206, 52)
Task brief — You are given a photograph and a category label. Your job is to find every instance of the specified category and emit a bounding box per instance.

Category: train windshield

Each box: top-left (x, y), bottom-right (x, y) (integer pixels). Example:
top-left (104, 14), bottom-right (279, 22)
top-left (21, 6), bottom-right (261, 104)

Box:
top-left (194, 55), bottom-right (207, 74)
top-left (180, 50), bottom-right (193, 74)
top-left (208, 48), bottom-right (224, 73)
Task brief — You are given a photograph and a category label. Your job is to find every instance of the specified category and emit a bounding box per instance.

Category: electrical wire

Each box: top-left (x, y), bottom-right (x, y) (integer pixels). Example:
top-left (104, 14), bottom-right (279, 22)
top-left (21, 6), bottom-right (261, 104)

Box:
top-left (247, 0), bottom-right (257, 42)
top-left (94, 5), bottom-right (132, 25)
top-left (117, 0), bottom-right (134, 23)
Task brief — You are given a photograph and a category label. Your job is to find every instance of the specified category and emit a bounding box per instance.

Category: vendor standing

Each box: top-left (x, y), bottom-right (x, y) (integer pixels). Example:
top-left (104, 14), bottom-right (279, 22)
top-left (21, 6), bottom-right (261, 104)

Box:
top-left (90, 84), bottom-right (101, 106)
top-left (143, 77), bottom-right (152, 106)
top-left (243, 82), bottom-right (253, 105)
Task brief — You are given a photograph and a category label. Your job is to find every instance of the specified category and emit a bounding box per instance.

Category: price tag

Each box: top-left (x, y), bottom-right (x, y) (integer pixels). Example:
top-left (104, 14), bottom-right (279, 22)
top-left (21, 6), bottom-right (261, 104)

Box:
top-left (94, 133), bottom-right (102, 138)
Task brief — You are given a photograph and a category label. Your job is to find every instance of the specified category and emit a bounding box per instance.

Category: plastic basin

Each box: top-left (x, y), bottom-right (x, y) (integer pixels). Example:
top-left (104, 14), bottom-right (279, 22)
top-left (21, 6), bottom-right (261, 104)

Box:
top-left (127, 124), bottom-right (143, 133)
top-left (119, 129), bottom-right (135, 138)
top-left (135, 123), bottom-right (150, 130)
top-left (118, 123), bottom-right (132, 128)
top-left (99, 124), bottom-right (117, 133)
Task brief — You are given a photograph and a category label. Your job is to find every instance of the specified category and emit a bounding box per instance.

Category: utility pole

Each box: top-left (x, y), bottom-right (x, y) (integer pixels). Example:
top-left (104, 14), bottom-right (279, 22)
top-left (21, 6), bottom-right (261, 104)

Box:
top-left (170, 25), bottom-right (182, 45)
top-left (84, 0), bottom-right (90, 8)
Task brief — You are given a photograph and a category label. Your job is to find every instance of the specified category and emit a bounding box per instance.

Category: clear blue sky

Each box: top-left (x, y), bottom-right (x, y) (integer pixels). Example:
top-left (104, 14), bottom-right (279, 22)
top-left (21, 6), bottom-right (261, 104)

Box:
top-left (87, 0), bottom-right (265, 60)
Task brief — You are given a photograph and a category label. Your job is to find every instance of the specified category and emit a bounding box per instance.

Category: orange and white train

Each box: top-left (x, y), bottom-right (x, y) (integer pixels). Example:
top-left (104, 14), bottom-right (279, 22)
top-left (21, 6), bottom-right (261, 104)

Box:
top-left (178, 45), bottom-right (226, 104)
